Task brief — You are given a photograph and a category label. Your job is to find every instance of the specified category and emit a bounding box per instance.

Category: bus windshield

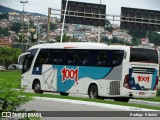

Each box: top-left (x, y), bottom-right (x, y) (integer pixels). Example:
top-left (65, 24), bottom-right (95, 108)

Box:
top-left (130, 48), bottom-right (158, 64)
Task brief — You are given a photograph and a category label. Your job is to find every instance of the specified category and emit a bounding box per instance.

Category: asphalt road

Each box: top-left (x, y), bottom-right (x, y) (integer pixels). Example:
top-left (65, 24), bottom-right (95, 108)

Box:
top-left (19, 97), bottom-right (160, 120)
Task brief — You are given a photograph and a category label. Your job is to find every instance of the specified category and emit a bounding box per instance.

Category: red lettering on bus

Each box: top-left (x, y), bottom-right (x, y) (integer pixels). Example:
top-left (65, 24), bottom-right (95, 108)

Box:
top-left (61, 67), bottom-right (79, 83)
top-left (137, 76), bottom-right (150, 82)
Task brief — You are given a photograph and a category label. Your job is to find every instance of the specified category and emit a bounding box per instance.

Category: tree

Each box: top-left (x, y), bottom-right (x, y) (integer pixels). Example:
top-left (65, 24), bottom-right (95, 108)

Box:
top-left (101, 37), bottom-right (111, 45)
top-left (10, 22), bottom-right (22, 33)
top-left (0, 13), bottom-right (8, 20)
top-left (105, 19), bottom-right (113, 32)
top-left (0, 27), bottom-right (10, 37)
top-left (0, 47), bottom-right (21, 68)
top-left (148, 32), bottom-right (160, 46)
top-left (112, 37), bottom-right (118, 44)
top-left (56, 34), bottom-right (73, 42)
top-left (50, 23), bottom-right (57, 30)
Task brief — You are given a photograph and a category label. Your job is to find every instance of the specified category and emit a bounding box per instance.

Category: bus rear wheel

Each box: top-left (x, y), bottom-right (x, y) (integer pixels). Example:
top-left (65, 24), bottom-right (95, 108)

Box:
top-left (60, 92), bottom-right (69, 96)
top-left (33, 81), bottom-right (43, 94)
top-left (88, 85), bottom-right (98, 99)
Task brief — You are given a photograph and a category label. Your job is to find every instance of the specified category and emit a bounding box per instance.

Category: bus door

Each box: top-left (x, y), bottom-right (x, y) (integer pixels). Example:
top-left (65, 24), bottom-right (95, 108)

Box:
top-left (21, 52), bottom-right (32, 88)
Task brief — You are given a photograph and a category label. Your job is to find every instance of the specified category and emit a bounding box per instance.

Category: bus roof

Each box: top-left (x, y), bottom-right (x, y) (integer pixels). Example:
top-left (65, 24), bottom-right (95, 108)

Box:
top-left (28, 42), bottom-right (156, 51)
top-left (28, 42), bottom-right (130, 50)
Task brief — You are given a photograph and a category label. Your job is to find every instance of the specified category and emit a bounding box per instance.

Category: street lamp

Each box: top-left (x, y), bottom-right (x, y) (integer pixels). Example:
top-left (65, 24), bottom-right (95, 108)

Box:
top-left (20, 1), bottom-right (28, 44)
top-left (20, 1), bottom-right (28, 53)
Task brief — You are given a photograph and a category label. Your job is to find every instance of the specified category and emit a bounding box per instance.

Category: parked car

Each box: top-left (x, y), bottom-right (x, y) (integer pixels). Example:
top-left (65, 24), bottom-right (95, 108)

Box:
top-left (8, 64), bottom-right (22, 70)
top-left (0, 66), bottom-right (6, 71)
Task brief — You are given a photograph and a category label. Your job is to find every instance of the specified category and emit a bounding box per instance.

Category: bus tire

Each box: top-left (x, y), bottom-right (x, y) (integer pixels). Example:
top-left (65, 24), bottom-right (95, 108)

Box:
top-left (33, 81), bottom-right (43, 94)
top-left (60, 92), bottom-right (69, 96)
top-left (88, 85), bottom-right (98, 99)
top-left (114, 98), bottom-right (129, 102)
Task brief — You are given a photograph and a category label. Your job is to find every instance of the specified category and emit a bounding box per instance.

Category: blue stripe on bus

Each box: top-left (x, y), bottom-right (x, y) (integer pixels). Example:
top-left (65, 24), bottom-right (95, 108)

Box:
top-left (53, 65), bottom-right (112, 92)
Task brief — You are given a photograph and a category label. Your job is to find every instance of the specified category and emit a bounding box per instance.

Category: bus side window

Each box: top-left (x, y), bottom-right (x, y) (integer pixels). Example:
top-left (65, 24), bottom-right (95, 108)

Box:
top-left (45, 50), bottom-right (54, 64)
top-left (78, 50), bottom-right (90, 66)
top-left (112, 50), bottom-right (124, 66)
top-left (35, 49), bottom-right (49, 66)
top-left (53, 50), bottom-right (63, 65)
top-left (66, 50), bottom-right (77, 65)
top-left (96, 52), bottom-right (106, 67)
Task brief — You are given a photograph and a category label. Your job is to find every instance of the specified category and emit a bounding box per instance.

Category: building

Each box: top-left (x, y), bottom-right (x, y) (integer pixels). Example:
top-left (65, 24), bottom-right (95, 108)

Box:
top-left (0, 37), bottom-right (12, 47)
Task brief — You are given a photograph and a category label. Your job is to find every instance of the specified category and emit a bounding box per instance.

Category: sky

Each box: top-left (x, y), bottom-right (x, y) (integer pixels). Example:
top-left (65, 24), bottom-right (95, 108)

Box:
top-left (1, 0), bottom-right (160, 20)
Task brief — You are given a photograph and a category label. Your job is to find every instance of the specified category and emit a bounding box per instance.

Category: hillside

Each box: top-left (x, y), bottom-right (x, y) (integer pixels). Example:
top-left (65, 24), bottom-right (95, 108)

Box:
top-left (0, 5), bottom-right (46, 16)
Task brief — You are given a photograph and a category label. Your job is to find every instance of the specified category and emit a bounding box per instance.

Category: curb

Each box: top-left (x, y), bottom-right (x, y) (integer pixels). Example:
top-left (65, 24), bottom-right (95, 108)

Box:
top-left (33, 96), bottom-right (158, 111)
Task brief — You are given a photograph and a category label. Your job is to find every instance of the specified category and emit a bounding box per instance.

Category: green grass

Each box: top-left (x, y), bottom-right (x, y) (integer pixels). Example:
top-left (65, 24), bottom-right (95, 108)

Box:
top-left (0, 70), bottom-right (21, 88)
top-left (0, 70), bottom-right (160, 110)
top-left (137, 96), bottom-right (160, 102)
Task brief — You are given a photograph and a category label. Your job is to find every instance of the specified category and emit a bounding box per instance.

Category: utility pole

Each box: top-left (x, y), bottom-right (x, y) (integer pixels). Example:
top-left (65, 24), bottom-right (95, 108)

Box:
top-left (47, 8), bottom-right (51, 42)
top-left (98, 0), bottom-right (102, 43)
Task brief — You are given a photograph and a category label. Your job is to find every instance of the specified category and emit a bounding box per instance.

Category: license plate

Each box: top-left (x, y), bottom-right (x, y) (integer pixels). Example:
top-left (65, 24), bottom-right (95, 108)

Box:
top-left (139, 92), bottom-right (145, 95)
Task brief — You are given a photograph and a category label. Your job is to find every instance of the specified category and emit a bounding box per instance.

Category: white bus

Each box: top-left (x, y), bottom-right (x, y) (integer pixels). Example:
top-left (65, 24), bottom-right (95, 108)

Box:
top-left (19, 42), bottom-right (159, 102)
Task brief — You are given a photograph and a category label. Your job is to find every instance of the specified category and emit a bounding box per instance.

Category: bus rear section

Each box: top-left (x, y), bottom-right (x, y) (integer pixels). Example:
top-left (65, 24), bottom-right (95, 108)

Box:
top-left (122, 47), bottom-right (159, 98)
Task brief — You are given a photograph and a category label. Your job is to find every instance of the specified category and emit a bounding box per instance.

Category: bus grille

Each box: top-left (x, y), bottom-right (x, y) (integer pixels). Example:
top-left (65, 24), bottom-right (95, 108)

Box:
top-left (110, 81), bottom-right (120, 95)
top-left (132, 67), bottom-right (156, 74)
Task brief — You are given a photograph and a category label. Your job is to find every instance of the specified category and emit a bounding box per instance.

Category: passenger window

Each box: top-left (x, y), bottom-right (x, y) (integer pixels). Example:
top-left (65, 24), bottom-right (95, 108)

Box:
top-left (35, 49), bottom-right (51, 66)
top-left (112, 50), bottom-right (124, 66)
top-left (96, 51), bottom-right (106, 66)
top-left (78, 51), bottom-right (90, 66)
top-left (66, 51), bottom-right (77, 65)
top-left (53, 50), bottom-right (63, 65)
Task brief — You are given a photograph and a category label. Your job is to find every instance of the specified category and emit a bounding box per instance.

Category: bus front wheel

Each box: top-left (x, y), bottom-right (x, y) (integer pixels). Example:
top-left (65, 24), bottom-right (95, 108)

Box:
top-left (33, 81), bottom-right (43, 94)
top-left (60, 92), bottom-right (69, 96)
top-left (88, 85), bottom-right (98, 99)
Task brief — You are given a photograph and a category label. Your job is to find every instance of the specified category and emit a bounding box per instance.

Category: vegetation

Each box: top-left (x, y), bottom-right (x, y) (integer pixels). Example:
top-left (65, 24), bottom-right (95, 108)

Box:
top-left (105, 20), bottom-right (113, 32)
top-left (128, 30), bottom-right (160, 46)
top-left (157, 90), bottom-right (160, 96)
top-left (10, 22), bottom-right (22, 33)
top-left (0, 47), bottom-right (22, 68)
top-left (0, 70), bottom-right (21, 88)
top-left (0, 72), bottom-right (30, 118)
top-left (55, 34), bottom-right (77, 42)
top-left (0, 80), bottom-right (30, 114)
top-left (0, 13), bottom-right (8, 20)
top-left (0, 27), bottom-right (10, 37)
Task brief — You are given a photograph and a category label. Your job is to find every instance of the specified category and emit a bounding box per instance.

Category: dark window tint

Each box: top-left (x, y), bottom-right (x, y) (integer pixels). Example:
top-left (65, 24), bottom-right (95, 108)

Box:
top-left (35, 49), bottom-right (64, 66)
top-left (65, 50), bottom-right (77, 65)
top-left (130, 48), bottom-right (158, 64)
top-left (22, 49), bottom-right (38, 73)
top-left (95, 50), bottom-right (124, 67)
top-left (35, 49), bottom-right (49, 66)
top-left (52, 50), bottom-right (63, 65)
top-left (78, 50), bottom-right (90, 66)
top-left (34, 49), bottom-right (124, 67)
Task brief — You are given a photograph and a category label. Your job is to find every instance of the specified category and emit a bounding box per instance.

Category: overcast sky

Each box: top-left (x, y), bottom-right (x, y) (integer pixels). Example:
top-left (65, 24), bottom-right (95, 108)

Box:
top-left (1, 0), bottom-right (160, 16)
